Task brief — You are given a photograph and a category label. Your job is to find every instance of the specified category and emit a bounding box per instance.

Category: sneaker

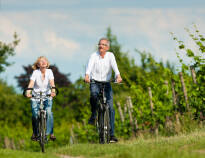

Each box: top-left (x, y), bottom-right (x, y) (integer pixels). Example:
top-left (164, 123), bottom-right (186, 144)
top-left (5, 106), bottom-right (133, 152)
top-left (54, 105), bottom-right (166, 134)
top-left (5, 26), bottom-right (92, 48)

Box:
top-left (35, 135), bottom-right (40, 141)
top-left (31, 134), bottom-right (37, 141)
top-left (50, 134), bottom-right (56, 141)
top-left (88, 117), bottom-right (95, 125)
top-left (110, 136), bottom-right (118, 143)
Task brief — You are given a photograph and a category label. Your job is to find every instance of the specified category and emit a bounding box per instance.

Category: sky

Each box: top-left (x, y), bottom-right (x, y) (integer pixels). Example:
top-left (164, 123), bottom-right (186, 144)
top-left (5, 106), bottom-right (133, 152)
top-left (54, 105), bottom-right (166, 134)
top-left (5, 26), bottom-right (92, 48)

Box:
top-left (0, 0), bottom-right (205, 91)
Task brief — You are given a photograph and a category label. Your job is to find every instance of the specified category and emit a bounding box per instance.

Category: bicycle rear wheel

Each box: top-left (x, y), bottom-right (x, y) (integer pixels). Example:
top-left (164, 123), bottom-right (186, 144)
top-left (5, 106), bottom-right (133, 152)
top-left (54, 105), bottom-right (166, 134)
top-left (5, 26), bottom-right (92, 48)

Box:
top-left (39, 112), bottom-right (46, 152)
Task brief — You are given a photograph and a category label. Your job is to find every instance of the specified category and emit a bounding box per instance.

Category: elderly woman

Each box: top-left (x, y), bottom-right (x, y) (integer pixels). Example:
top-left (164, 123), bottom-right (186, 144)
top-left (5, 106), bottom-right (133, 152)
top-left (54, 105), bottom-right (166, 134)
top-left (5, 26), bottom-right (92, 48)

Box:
top-left (26, 56), bottom-right (56, 141)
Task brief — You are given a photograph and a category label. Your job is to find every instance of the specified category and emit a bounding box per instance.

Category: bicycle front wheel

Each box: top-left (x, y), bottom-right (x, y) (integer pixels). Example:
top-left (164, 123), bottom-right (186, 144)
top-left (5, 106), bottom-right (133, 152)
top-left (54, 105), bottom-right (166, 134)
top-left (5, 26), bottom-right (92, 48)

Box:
top-left (98, 109), bottom-right (104, 144)
top-left (104, 107), bottom-right (110, 143)
top-left (39, 112), bottom-right (46, 152)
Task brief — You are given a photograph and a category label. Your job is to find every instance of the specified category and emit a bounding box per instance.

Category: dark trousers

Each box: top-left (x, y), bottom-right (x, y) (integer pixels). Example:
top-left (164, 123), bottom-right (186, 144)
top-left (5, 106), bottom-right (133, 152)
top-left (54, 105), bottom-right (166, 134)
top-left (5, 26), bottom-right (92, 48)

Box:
top-left (90, 82), bottom-right (115, 136)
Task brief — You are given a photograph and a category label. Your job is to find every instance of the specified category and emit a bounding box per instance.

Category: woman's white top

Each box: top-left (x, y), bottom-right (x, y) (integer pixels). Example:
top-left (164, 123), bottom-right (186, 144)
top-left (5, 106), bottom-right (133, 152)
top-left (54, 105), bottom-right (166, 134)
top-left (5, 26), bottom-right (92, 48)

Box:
top-left (85, 51), bottom-right (120, 81)
top-left (30, 69), bottom-right (54, 96)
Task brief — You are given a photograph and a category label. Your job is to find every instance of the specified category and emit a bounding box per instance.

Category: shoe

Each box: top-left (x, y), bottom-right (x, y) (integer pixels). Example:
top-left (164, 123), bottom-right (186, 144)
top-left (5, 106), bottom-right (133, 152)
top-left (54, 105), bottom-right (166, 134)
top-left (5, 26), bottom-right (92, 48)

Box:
top-left (110, 136), bottom-right (118, 143)
top-left (31, 134), bottom-right (37, 141)
top-left (50, 134), bottom-right (56, 141)
top-left (88, 117), bottom-right (95, 125)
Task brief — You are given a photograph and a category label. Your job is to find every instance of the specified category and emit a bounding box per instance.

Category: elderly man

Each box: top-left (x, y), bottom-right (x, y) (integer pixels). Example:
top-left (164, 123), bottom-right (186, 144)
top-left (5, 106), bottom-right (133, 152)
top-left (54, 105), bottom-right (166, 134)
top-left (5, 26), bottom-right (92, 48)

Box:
top-left (84, 38), bottom-right (122, 143)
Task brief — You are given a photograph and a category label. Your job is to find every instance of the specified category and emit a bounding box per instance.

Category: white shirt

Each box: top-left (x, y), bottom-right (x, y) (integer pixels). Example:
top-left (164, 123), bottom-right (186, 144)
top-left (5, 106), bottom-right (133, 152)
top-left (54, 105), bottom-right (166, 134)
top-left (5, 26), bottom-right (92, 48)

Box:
top-left (86, 51), bottom-right (120, 81)
top-left (30, 69), bottom-right (54, 95)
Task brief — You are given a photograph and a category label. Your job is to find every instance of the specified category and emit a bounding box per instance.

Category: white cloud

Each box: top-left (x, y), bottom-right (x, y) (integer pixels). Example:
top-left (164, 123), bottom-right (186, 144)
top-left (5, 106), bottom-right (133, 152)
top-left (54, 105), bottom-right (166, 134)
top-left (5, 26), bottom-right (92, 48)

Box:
top-left (99, 8), bottom-right (205, 62)
top-left (1, 8), bottom-right (205, 62)
top-left (43, 31), bottom-right (80, 57)
top-left (0, 15), bottom-right (29, 54)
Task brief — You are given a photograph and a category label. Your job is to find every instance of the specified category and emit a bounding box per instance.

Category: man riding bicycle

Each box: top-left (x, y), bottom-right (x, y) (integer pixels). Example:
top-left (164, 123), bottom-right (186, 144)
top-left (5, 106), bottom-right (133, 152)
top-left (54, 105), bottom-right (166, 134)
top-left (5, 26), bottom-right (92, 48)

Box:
top-left (26, 56), bottom-right (56, 141)
top-left (84, 38), bottom-right (122, 143)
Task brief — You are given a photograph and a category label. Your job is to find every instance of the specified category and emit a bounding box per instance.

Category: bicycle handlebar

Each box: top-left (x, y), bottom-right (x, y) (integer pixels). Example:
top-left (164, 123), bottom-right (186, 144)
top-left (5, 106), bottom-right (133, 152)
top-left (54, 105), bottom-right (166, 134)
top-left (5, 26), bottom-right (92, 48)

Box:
top-left (89, 79), bottom-right (123, 84)
top-left (23, 87), bottom-right (59, 98)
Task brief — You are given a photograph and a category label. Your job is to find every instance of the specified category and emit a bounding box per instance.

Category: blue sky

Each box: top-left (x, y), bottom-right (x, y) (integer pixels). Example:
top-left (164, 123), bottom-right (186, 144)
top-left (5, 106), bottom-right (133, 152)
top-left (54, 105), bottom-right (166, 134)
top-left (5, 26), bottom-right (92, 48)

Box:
top-left (0, 0), bottom-right (205, 91)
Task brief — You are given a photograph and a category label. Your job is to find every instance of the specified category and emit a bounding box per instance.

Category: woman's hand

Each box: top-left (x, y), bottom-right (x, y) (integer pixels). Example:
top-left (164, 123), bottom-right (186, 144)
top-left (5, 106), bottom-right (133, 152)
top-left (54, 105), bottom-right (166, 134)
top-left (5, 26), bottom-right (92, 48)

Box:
top-left (26, 93), bottom-right (32, 98)
top-left (51, 92), bottom-right (56, 97)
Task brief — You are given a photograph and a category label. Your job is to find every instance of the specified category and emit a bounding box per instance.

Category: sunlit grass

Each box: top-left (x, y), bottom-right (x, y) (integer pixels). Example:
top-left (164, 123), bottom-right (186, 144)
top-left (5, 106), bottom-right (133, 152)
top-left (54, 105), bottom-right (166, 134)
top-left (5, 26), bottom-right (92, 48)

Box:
top-left (0, 149), bottom-right (58, 158)
top-left (1, 128), bottom-right (205, 158)
top-left (53, 128), bottom-right (205, 158)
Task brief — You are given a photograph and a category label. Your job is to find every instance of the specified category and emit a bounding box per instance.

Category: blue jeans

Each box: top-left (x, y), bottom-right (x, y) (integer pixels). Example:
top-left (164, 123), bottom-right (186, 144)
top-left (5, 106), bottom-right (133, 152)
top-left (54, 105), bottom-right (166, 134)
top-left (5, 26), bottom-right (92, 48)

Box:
top-left (90, 82), bottom-right (115, 136)
top-left (31, 99), bottom-right (54, 135)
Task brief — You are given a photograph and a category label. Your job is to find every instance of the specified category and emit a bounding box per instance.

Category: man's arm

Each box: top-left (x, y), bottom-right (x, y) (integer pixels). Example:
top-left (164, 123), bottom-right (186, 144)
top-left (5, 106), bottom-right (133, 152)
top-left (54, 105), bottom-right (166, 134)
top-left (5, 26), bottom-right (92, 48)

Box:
top-left (110, 54), bottom-right (122, 83)
top-left (84, 54), bottom-right (94, 83)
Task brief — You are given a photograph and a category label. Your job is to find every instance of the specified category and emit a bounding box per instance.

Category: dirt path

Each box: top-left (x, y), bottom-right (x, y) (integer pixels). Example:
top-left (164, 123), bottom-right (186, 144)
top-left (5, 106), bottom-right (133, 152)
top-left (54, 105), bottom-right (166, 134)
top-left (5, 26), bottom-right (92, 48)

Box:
top-left (194, 150), bottom-right (205, 154)
top-left (58, 154), bottom-right (83, 158)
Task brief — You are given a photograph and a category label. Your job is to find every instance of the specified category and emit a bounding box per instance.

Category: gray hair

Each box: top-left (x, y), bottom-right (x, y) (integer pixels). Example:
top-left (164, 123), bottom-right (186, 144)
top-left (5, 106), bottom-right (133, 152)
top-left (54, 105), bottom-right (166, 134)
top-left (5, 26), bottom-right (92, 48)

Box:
top-left (98, 37), bottom-right (110, 47)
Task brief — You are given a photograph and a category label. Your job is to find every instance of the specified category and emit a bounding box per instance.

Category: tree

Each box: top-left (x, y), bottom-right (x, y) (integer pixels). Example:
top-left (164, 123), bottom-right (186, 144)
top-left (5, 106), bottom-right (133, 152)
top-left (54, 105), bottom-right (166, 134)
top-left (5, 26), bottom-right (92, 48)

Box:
top-left (0, 32), bottom-right (20, 73)
top-left (15, 64), bottom-right (71, 89)
top-left (172, 25), bottom-right (205, 117)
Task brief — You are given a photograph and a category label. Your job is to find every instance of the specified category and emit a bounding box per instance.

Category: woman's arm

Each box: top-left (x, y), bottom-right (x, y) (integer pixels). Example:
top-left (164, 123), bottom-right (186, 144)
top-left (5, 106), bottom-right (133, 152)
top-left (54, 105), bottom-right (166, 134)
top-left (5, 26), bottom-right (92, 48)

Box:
top-left (50, 79), bottom-right (56, 97)
top-left (26, 80), bottom-right (34, 98)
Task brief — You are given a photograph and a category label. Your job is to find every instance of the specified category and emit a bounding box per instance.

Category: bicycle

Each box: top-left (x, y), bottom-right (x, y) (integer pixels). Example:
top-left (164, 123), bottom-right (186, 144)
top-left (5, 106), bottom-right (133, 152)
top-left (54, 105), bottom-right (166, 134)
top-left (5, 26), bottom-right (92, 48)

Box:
top-left (90, 79), bottom-right (120, 144)
top-left (23, 87), bottom-right (58, 152)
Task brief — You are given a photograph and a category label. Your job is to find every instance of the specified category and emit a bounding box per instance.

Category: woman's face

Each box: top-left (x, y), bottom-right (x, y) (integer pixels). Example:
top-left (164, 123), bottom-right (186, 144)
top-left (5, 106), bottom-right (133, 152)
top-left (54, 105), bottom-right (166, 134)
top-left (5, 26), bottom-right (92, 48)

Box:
top-left (38, 58), bottom-right (48, 68)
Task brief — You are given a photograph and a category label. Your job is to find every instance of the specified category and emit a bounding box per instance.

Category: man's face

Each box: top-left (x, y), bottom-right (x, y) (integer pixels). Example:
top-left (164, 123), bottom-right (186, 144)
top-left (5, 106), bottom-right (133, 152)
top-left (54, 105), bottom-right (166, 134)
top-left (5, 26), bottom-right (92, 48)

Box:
top-left (98, 40), bottom-right (109, 53)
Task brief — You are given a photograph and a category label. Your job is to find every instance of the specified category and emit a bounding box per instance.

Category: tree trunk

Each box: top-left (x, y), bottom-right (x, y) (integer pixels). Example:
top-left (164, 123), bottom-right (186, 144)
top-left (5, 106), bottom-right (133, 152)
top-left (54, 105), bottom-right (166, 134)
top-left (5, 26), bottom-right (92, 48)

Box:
top-left (190, 66), bottom-right (197, 84)
top-left (148, 87), bottom-right (154, 115)
top-left (179, 72), bottom-right (189, 111)
top-left (171, 79), bottom-right (177, 110)
top-left (116, 102), bottom-right (124, 123)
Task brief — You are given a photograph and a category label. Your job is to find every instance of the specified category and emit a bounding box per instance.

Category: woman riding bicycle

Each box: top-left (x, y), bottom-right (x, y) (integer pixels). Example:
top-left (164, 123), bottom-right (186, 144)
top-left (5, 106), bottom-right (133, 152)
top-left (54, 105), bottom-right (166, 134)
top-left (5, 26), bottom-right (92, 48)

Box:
top-left (26, 56), bottom-right (56, 141)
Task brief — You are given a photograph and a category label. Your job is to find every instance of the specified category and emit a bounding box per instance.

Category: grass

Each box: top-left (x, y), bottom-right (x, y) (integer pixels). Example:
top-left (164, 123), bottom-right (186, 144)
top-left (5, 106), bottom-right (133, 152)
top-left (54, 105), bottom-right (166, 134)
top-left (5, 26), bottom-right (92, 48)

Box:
top-left (1, 128), bottom-right (205, 158)
top-left (0, 149), bottom-right (58, 158)
top-left (54, 128), bottom-right (205, 158)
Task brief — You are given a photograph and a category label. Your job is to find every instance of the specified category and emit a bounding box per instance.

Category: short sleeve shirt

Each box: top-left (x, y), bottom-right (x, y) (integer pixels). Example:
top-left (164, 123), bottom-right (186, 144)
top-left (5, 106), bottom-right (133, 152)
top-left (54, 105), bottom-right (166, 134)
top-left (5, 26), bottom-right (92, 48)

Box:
top-left (30, 69), bottom-right (54, 94)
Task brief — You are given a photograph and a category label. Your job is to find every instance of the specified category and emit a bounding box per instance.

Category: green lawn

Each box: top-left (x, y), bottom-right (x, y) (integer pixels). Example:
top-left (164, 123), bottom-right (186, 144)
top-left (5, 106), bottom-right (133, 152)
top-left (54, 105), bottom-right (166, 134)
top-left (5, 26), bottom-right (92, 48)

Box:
top-left (0, 149), bottom-right (59, 158)
top-left (1, 129), bottom-right (205, 158)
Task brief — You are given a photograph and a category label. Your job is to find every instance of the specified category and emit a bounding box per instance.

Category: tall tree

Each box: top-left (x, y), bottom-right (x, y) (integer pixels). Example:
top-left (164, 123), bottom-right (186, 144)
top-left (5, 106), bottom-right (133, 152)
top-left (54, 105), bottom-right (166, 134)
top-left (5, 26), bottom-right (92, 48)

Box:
top-left (0, 32), bottom-right (20, 73)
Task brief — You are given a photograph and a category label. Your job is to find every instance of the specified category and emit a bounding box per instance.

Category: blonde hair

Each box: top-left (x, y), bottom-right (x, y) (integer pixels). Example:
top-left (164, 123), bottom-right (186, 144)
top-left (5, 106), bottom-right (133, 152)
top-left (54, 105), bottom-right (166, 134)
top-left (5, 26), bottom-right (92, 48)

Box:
top-left (32, 56), bottom-right (50, 70)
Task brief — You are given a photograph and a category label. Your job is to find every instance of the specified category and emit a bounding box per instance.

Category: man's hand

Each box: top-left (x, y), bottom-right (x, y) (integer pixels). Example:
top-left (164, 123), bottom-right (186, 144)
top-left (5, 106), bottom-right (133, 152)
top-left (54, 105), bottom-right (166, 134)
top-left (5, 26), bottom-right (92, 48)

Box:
top-left (84, 74), bottom-right (90, 83)
top-left (116, 75), bottom-right (122, 83)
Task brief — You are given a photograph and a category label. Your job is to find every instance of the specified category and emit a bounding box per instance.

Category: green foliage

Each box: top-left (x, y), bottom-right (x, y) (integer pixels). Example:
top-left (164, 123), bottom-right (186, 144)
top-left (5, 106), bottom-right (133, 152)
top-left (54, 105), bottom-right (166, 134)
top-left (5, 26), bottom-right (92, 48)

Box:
top-left (0, 80), bottom-right (31, 127)
top-left (0, 33), bottom-right (20, 73)
top-left (172, 25), bottom-right (205, 117)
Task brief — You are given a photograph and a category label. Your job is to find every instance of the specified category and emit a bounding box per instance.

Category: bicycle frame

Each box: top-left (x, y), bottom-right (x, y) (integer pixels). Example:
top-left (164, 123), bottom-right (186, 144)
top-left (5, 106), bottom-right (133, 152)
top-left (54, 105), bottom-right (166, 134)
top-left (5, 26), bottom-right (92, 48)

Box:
top-left (91, 80), bottom-right (111, 144)
top-left (38, 91), bottom-right (47, 153)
